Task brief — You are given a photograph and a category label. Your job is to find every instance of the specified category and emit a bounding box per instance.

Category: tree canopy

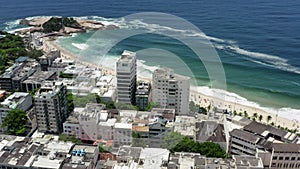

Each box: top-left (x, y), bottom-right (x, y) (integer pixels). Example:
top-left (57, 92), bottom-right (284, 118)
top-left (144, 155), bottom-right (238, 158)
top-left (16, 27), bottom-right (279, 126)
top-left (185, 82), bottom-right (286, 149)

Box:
top-left (42, 17), bottom-right (81, 33)
top-left (67, 92), bottom-right (116, 113)
top-left (0, 32), bottom-right (43, 74)
top-left (163, 131), bottom-right (185, 150)
top-left (59, 134), bottom-right (82, 144)
top-left (164, 132), bottom-right (229, 158)
top-left (1, 109), bottom-right (28, 136)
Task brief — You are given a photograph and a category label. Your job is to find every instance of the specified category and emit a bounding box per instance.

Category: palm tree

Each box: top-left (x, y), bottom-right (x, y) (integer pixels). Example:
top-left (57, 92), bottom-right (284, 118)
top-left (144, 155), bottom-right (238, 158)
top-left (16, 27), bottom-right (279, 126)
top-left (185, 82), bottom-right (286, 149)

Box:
top-left (258, 115), bottom-right (263, 122)
top-left (243, 111), bottom-right (248, 118)
top-left (267, 115), bottom-right (272, 123)
top-left (253, 113), bottom-right (258, 119)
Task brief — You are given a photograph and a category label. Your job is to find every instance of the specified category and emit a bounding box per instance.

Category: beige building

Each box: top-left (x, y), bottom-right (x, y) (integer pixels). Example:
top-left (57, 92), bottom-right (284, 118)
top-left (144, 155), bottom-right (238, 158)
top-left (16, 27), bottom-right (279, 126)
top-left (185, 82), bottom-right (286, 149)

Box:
top-left (152, 68), bottom-right (190, 115)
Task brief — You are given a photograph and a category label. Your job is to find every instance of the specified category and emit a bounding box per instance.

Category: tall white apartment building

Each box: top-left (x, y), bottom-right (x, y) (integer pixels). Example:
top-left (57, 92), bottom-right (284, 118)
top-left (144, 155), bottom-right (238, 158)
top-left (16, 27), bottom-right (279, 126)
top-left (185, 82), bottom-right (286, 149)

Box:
top-left (34, 81), bottom-right (68, 133)
top-left (152, 68), bottom-right (190, 115)
top-left (116, 50), bottom-right (137, 105)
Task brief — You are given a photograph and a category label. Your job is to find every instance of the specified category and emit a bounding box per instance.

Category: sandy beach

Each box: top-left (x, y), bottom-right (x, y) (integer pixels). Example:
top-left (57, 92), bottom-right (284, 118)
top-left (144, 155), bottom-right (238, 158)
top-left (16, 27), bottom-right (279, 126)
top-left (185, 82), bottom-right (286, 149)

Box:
top-left (190, 87), bottom-right (300, 130)
top-left (44, 38), bottom-right (299, 131)
top-left (44, 38), bottom-right (116, 76)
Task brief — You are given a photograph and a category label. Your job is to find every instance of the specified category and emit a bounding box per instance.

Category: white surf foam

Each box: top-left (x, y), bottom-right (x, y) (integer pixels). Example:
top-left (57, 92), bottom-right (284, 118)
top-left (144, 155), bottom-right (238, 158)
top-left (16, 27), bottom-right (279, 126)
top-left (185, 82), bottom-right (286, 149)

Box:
top-left (71, 43), bottom-right (89, 50)
top-left (3, 19), bottom-right (23, 32)
top-left (215, 44), bottom-right (300, 74)
top-left (137, 59), bottom-right (160, 79)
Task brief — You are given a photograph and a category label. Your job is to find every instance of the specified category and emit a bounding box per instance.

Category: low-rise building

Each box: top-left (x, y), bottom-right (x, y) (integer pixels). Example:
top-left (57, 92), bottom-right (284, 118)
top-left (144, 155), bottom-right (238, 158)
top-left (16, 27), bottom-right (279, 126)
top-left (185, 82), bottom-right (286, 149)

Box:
top-left (168, 152), bottom-right (263, 169)
top-left (174, 116), bottom-right (196, 139)
top-left (113, 122), bottom-right (132, 148)
top-left (0, 92), bottom-right (33, 132)
top-left (113, 146), bottom-right (170, 169)
top-left (21, 71), bottom-right (57, 92)
top-left (230, 129), bottom-right (260, 156)
top-left (63, 104), bottom-right (118, 142)
top-left (0, 61), bottom-right (40, 91)
top-left (268, 143), bottom-right (300, 169)
top-left (229, 121), bottom-right (300, 163)
top-left (196, 120), bottom-right (228, 152)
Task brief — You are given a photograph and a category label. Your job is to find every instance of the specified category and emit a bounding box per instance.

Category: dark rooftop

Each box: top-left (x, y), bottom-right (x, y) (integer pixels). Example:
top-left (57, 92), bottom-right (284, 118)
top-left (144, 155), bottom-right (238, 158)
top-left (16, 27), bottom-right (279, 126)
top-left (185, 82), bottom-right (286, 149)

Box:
top-left (244, 121), bottom-right (289, 140)
top-left (272, 143), bottom-right (300, 153)
top-left (196, 121), bottom-right (226, 142)
top-left (230, 129), bottom-right (260, 143)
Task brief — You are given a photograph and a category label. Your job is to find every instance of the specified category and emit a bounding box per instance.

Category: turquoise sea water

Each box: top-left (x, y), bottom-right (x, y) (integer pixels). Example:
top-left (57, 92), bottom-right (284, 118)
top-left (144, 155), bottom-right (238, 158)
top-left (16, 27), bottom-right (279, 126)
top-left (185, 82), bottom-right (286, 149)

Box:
top-left (0, 0), bottom-right (299, 113)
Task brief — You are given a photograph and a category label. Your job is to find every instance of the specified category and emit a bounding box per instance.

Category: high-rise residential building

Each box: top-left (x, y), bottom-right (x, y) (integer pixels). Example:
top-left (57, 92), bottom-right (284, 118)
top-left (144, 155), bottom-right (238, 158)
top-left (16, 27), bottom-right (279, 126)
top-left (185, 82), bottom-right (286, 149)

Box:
top-left (116, 50), bottom-right (137, 105)
top-left (34, 81), bottom-right (68, 133)
top-left (152, 68), bottom-right (190, 115)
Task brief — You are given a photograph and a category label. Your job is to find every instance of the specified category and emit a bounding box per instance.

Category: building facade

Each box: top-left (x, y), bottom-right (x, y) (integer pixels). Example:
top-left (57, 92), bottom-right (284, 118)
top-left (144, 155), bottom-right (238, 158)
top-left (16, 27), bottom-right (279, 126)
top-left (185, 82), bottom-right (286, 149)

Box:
top-left (135, 81), bottom-right (150, 110)
top-left (269, 143), bottom-right (300, 169)
top-left (116, 50), bottom-right (137, 105)
top-left (34, 82), bottom-right (68, 133)
top-left (152, 68), bottom-right (190, 115)
top-left (0, 92), bottom-right (33, 132)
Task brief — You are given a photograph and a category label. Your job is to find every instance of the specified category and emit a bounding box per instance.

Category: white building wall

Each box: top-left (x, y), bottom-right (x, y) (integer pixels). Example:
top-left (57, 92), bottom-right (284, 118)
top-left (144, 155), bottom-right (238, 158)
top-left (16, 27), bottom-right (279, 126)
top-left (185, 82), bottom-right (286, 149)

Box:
top-left (63, 122), bottom-right (80, 138)
top-left (113, 123), bottom-right (132, 148)
top-left (152, 68), bottom-right (190, 115)
top-left (116, 50), bottom-right (136, 104)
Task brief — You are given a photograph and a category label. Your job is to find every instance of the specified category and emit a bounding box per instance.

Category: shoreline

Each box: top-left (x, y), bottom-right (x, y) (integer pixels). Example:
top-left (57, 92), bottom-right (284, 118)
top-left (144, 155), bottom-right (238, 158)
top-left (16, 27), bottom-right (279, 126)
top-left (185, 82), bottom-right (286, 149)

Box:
top-left (44, 33), bottom-right (299, 131)
top-left (190, 86), bottom-right (299, 130)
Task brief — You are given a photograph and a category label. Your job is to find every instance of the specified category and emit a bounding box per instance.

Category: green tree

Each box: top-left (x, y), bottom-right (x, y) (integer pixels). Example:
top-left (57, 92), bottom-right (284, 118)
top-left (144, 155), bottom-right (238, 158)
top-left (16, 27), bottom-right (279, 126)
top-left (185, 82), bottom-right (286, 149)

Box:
top-left (0, 32), bottom-right (44, 75)
top-left (258, 115), bottom-right (263, 122)
top-left (169, 136), bottom-right (228, 158)
top-left (267, 115), bottom-right (272, 123)
top-left (163, 132), bottom-right (185, 150)
top-left (243, 111), bottom-right (248, 117)
top-left (198, 107), bottom-right (208, 114)
top-left (145, 101), bottom-right (160, 111)
top-left (132, 132), bottom-right (146, 147)
top-left (42, 17), bottom-right (81, 33)
top-left (59, 134), bottom-right (82, 144)
top-left (115, 102), bottom-right (138, 110)
top-left (1, 109), bottom-right (28, 136)
top-left (67, 92), bottom-right (74, 113)
top-left (189, 101), bottom-right (199, 113)
top-left (98, 144), bottom-right (110, 153)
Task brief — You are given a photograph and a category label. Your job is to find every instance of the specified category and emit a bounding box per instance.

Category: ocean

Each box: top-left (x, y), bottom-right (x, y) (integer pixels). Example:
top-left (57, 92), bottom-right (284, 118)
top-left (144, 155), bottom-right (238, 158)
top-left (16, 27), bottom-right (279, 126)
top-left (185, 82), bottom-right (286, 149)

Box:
top-left (0, 0), bottom-right (300, 118)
